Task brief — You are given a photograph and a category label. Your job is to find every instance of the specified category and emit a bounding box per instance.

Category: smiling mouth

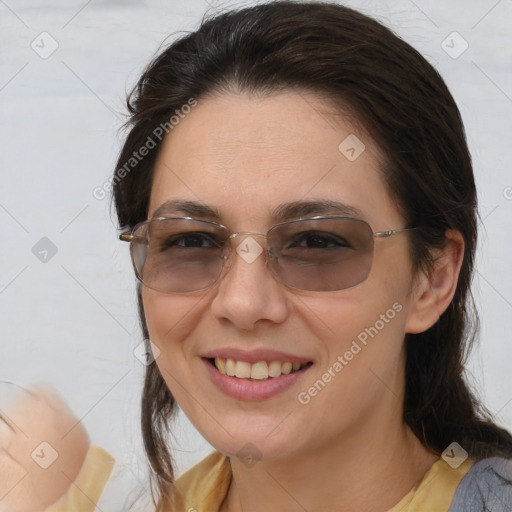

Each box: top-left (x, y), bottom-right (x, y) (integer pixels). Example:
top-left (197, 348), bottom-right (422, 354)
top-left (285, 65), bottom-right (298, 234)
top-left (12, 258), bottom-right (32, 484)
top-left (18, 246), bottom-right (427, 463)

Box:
top-left (206, 357), bottom-right (313, 381)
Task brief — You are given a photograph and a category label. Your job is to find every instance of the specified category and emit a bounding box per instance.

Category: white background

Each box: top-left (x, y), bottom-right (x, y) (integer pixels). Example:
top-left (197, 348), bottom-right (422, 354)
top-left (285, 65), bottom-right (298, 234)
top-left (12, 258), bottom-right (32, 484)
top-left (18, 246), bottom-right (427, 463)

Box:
top-left (1, 0), bottom-right (511, 509)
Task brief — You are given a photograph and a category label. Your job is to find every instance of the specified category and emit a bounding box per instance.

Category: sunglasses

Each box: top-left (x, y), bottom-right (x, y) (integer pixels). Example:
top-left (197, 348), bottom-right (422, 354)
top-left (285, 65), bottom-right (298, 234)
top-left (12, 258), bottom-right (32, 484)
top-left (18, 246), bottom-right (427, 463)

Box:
top-left (119, 216), bottom-right (415, 293)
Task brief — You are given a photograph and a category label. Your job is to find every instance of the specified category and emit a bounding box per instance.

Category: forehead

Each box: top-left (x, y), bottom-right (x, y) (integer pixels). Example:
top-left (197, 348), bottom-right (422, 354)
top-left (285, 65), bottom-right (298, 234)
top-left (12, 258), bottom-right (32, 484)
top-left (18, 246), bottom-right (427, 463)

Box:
top-left (149, 90), bottom-right (401, 228)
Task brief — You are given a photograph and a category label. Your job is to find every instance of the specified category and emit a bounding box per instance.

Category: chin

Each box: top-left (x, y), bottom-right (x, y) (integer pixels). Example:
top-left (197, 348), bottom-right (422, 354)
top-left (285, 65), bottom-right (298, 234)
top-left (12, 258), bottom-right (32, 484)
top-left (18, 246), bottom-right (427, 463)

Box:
top-left (193, 414), bottom-right (305, 463)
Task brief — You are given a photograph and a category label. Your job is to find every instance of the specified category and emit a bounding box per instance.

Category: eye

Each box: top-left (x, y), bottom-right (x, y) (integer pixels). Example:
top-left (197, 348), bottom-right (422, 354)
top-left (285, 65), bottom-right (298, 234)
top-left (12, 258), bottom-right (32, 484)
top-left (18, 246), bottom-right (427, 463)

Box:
top-left (288, 231), bottom-right (350, 249)
top-left (160, 232), bottom-right (223, 250)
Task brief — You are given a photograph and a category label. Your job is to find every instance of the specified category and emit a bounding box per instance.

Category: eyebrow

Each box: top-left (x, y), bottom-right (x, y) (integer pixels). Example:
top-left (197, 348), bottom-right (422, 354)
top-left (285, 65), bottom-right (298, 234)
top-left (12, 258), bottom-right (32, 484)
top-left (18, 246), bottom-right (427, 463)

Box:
top-left (150, 199), bottom-right (365, 223)
top-left (272, 199), bottom-right (364, 221)
top-left (152, 200), bottom-right (221, 220)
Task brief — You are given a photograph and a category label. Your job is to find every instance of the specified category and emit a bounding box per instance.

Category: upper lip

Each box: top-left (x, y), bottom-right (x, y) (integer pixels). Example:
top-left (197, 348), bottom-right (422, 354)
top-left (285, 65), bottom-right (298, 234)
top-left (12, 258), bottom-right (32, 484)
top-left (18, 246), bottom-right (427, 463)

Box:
top-left (201, 347), bottom-right (312, 364)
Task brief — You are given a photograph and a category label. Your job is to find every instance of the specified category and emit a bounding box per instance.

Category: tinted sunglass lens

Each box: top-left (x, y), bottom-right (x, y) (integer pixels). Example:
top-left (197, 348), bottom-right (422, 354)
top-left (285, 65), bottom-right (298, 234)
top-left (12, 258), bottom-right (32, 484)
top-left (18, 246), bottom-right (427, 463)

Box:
top-left (268, 218), bottom-right (374, 291)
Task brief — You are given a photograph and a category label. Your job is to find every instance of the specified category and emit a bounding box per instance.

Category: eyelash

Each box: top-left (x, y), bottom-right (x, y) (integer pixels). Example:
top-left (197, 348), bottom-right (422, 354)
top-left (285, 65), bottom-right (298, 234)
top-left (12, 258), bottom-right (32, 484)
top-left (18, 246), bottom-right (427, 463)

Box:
top-left (162, 232), bottom-right (222, 249)
top-left (288, 232), bottom-right (349, 249)
top-left (160, 231), bottom-right (349, 251)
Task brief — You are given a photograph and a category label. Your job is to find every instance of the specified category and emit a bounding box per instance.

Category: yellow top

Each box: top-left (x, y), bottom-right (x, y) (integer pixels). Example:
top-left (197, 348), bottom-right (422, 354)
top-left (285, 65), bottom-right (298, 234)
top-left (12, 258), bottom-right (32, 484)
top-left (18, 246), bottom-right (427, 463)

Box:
top-left (171, 451), bottom-right (475, 512)
top-left (45, 445), bottom-right (115, 512)
top-left (38, 446), bottom-right (475, 511)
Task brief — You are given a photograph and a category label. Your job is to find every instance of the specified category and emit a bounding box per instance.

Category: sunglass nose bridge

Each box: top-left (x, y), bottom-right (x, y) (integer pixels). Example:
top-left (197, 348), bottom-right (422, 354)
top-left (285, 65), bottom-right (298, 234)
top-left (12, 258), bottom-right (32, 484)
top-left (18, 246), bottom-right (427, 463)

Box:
top-left (222, 232), bottom-right (269, 267)
top-left (228, 231), bottom-right (268, 240)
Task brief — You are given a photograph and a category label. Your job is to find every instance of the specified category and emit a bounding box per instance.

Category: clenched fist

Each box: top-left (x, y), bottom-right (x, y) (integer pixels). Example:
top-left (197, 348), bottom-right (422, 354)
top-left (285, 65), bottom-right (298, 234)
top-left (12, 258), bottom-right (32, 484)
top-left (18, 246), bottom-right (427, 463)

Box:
top-left (0, 384), bottom-right (90, 512)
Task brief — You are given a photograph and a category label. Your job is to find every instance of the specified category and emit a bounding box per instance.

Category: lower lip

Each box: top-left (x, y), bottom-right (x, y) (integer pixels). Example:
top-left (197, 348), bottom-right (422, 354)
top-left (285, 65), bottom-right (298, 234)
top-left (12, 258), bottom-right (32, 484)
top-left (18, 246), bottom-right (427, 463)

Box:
top-left (203, 358), bottom-right (312, 401)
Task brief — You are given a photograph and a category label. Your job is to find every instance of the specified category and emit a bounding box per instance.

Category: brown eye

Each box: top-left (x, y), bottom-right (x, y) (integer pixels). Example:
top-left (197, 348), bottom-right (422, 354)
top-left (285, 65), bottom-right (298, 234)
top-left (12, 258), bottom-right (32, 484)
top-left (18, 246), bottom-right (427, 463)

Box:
top-left (287, 232), bottom-right (350, 249)
top-left (160, 232), bottom-right (222, 250)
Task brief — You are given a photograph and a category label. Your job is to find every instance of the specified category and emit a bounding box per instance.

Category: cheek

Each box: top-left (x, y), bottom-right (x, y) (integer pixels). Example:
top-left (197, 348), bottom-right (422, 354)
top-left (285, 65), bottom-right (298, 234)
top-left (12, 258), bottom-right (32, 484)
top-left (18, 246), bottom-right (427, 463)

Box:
top-left (141, 289), bottom-right (208, 368)
top-left (141, 290), bottom-right (211, 420)
top-left (295, 282), bottom-right (407, 353)
top-left (293, 296), bottom-right (408, 424)
top-left (292, 274), bottom-right (410, 396)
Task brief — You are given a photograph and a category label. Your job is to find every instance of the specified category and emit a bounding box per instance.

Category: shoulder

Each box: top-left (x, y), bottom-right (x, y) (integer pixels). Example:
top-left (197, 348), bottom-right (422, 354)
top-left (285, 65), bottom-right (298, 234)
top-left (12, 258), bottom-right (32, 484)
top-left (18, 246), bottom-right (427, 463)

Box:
top-left (45, 445), bottom-right (115, 512)
top-left (175, 450), bottom-right (230, 489)
top-left (171, 451), bottom-right (231, 511)
top-left (449, 457), bottom-right (512, 512)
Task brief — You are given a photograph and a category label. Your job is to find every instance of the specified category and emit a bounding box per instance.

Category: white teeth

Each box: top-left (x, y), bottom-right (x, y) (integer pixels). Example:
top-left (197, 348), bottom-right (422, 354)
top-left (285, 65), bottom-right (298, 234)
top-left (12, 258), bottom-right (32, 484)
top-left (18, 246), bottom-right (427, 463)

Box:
top-left (215, 357), bottom-right (226, 374)
top-left (226, 358), bottom-right (236, 376)
top-left (213, 358), bottom-right (306, 380)
top-left (235, 360), bottom-right (251, 379)
top-left (251, 361), bottom-right (268, 380)
top-left (281, 362), bottom-right (292, 375)
top-left (268, 360), bottom-right (282, 378)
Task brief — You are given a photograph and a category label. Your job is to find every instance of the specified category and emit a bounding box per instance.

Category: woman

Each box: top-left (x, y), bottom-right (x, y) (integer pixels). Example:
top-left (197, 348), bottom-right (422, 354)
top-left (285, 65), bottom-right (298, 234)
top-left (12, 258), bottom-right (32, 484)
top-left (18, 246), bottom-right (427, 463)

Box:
top-left (114, 1), bottom-right (510, 511)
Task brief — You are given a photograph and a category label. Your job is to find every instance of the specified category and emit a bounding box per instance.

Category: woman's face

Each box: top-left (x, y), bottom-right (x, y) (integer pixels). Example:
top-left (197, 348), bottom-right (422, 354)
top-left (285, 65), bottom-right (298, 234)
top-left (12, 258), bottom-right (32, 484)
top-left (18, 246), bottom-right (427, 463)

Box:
top-left (143, 90), bottom-right (423, 462)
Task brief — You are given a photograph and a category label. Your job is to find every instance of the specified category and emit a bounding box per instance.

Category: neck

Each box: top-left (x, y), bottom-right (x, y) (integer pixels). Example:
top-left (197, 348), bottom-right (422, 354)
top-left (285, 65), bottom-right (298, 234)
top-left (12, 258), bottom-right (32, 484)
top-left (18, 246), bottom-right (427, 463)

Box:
top-left (220, 405), bottom-right (437, 512)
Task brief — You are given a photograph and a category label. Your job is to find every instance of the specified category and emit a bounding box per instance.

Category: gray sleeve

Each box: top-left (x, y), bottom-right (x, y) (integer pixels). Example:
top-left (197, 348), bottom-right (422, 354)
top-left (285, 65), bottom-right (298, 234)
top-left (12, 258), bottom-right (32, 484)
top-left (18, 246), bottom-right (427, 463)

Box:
top-left (448, 457), bottom-right (512, 512)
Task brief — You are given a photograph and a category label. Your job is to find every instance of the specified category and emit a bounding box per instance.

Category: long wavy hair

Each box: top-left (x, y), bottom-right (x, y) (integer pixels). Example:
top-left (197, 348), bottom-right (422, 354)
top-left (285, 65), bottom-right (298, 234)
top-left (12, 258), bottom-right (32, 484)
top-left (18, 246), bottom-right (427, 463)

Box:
top-left (111, 1), bottom-right (512, 508)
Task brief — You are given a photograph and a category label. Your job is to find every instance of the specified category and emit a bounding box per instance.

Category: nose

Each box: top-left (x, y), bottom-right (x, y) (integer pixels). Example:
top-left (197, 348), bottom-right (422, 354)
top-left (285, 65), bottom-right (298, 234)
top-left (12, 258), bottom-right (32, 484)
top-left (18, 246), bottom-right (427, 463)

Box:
top-left (210, 235), bottom-right (290, 330)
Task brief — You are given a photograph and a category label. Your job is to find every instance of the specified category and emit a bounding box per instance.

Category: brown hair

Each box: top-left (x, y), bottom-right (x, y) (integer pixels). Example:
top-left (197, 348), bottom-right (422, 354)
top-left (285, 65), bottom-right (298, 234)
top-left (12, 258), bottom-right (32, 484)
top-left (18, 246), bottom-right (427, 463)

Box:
top-left (111, 1), bottom-right (512, 507)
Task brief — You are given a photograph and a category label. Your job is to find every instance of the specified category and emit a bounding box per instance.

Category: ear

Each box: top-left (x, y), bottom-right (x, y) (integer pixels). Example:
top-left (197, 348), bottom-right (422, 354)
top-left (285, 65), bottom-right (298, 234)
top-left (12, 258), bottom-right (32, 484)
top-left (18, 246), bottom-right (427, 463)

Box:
top-left (405, 229), bottom-right (465, 334)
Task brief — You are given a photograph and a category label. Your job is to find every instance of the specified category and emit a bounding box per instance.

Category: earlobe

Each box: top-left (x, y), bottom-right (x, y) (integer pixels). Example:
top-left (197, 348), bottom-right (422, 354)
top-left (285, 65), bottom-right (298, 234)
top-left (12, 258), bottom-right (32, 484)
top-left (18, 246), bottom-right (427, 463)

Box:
top-left (405, 230), bottom-right (465, 334)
